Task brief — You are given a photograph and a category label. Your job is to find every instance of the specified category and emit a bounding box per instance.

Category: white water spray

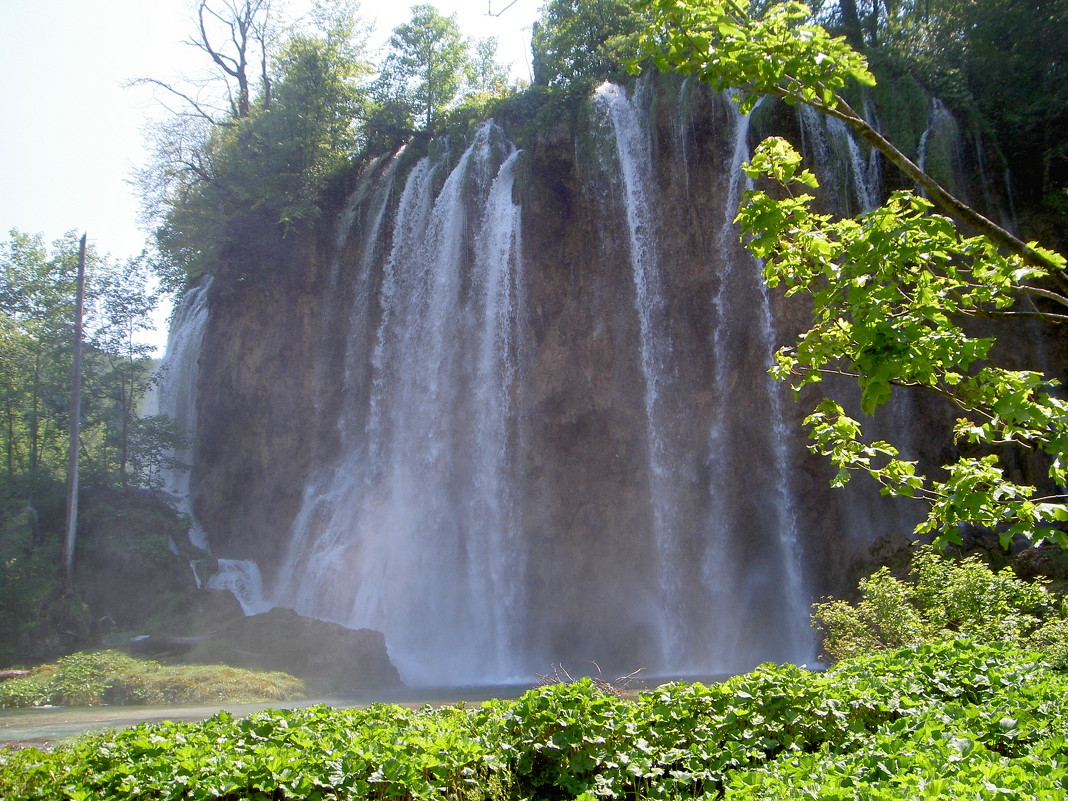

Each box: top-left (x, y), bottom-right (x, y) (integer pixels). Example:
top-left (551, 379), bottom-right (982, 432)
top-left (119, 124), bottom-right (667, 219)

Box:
top-left (704, 94), bottom-right (812, 667)
top-left (595, 81), bottom-right (689, 665)
top-left (275, 124), bottom-right (526, 685)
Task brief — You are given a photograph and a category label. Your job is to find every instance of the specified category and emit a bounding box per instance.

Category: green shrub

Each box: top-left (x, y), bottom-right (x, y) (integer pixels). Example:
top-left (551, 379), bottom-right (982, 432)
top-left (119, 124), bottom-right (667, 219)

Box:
top-left (3, 641), bottom-right (1067, 800)
top-left (725, 642), bottom-right (1068, 799)
top-left (813, 545), bottom-right (1066, 663)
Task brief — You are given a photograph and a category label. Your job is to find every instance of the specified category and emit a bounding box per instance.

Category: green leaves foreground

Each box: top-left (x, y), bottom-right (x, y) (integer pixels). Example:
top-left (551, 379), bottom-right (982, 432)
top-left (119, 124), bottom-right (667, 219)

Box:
top-left (4, 640), bottom-right (1068, 799)
top-left (634, 0), bottom-right (875, 115)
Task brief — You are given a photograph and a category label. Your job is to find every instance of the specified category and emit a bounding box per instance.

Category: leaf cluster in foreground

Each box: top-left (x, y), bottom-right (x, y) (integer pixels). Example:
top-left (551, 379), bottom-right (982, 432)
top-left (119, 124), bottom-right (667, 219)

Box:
top-left (3, 640), bottom-right (1067, 799)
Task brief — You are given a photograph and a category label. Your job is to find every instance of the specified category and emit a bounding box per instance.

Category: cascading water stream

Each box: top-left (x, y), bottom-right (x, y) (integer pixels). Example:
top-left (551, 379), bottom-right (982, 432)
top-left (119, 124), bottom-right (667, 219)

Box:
top-left (595, 81), bottom-right (687, 666)
top-left (273, 123), bottom-right (525, 685)
top-left (703, 95), bottom-right (812, 667)
top-left (917, 98), bottom-right (958, 187)
top-left (171, 77), bottom-right (983, 685)
top-left (153, 280), bottom-right (211, 542)
top-left (743, 158), bottom-right (815, 666)
top-left (154, 281), bottom-right (271, 613)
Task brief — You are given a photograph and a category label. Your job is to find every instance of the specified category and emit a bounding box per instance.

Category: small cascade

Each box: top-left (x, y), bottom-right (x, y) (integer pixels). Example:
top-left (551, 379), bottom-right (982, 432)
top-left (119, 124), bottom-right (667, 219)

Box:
top-left (321, 148), bottom-right (406, 405)
top-left (274, 123), bottom-right (526, 685)
top-left (917, 98), bottom-right (959, 192)
top-left (206, 559), bottom-right (272, 615)
top-left (673, 78), bottom-right (695, 197)
top-left (155, 281), bottom-right (268, 602)
top-left (595, 81), bottom-right (687, 666)
top-left (798, 105), bottom-right (879, 213)
top-left (154, 281), bottom-right (212, 551)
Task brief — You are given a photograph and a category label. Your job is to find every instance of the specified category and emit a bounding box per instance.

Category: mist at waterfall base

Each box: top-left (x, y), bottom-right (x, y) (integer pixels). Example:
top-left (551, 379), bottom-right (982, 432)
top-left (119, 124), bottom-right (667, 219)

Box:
top-left (155, 81), bottom-right (964, 688)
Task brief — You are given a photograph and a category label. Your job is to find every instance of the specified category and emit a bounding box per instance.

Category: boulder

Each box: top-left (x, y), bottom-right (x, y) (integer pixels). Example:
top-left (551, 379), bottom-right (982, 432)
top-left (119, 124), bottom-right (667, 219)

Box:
top-left (187, 607), bottom-right (402, 691)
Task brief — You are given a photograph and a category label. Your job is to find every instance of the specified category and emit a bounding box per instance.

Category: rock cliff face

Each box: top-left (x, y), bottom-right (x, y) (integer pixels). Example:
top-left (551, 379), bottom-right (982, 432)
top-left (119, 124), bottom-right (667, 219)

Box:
top-left (179, 76), bottom-right (1018, 686)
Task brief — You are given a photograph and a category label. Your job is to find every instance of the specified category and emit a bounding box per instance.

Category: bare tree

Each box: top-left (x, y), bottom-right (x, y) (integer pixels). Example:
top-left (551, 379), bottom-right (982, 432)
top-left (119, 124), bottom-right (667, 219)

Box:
top-left (131, 0), bottom-right (277, 124)
top-left (190, 0), bottom-right (274, 118)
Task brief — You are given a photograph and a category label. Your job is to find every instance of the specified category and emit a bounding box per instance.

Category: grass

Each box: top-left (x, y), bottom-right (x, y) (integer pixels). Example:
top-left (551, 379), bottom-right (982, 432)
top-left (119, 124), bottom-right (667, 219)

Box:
top-left (0, 650), bottom-right (305, 708)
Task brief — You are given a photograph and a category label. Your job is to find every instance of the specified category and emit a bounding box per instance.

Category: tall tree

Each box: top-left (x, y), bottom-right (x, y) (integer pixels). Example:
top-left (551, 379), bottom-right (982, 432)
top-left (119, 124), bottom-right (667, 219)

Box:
top-left (133, 0), bottom-right (278, 123)
top-left (0, 231), bottom-right (171, 498)
top-left (191, 0), bottom-right (276, 119)
top-left (380, 4), bottom-right (473, 131)
top-left (531, 0), bottom-right (644, 88)
top-left (84, 255), bottom-right (161, 483)
top-left (0, 231), bottom-right (85, 497)
top-left (139, 2), bottom-right (372, 285)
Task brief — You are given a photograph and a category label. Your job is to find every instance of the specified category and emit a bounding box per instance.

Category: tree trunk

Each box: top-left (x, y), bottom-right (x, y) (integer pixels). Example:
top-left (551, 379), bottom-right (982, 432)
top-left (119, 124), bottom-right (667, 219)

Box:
top-left (63, 234), bottom-right (87, 588)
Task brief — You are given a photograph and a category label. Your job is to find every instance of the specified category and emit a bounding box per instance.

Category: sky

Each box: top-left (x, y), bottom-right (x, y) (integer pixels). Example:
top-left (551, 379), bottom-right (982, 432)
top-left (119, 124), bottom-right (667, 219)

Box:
top-left (0, 0), bottom-right (540, 350)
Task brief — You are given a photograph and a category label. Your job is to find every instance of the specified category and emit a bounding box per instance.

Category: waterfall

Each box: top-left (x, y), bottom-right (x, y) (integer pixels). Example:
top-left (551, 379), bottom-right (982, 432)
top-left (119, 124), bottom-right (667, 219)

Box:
top-left (154, 281), bottom-right (270, 610)
top-left (917, 98), bottom-right (959, 192)
top-left (798, 105), bottom-right (879, 214)
top-left (177, 76), bottom-right (979, 686)
top-left (274, 123), bottom-right (525, 685)
top-left (154, 281), bottom-right (211, 551)
top-left (595, 81), bottom-right (689, 665)
top-left (206, 559), bottom-right (272, 615)
top-left (703, 94), bottom-right (812, 669)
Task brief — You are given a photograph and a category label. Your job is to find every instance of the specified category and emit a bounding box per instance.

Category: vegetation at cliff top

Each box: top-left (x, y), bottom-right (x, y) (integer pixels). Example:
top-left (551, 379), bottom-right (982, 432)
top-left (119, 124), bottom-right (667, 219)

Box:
top-left (3, 639), bottom-right (1067, 799)
top-left (0, 650), bottom-right (304, 709)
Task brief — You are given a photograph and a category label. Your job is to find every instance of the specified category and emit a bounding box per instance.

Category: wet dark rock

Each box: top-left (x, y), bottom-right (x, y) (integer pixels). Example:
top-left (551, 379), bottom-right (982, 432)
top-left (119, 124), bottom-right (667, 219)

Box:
top-left (186, 607), bottom-right (402, 691)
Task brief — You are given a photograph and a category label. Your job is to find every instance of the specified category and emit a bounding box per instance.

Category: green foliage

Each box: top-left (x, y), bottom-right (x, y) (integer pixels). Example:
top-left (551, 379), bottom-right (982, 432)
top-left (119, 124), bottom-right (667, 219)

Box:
top-left (861, 0), bottom-right (1068, 222)
top-left (725, 642), bottom-right (1068, 799)
top-left (0, 231), bottom-right (170, 498)
top-left (378, 5), bottom-right (474, 133)
top-left (531, 0), bottom-right (645, 89)
top-left (236, 32), bottom-right (370, 230)
top-left (634, 0), bottom-right (875, 114)
top-left (147, 9), bottom-right (372, 281)
top-left (0, 506), bottom-right (62, 664)
top-left (0, 650), bottom-right (305, 709)
top-left (5, 641), bottom-right (1068, 799)
top-left (740, 134), bottom-right (1068, 547)
top-left (814, 546), bottom-right (1066, 663)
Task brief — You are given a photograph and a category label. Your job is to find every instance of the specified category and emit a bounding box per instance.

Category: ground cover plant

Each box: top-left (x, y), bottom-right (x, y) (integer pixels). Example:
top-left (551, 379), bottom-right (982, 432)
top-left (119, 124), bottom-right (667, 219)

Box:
top-left (0, 650), bottom-right (305, 709)
top-left (2, 639), bottom-right (1067, 799)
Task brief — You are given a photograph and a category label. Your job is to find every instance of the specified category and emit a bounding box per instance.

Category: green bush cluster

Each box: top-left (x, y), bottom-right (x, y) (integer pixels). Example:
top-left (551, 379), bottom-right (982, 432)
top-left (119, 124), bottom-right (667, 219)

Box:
top-left (3, 640), bottom-right (1067, 799)
top-left (0, 651), bottom-right (304, 709)
top-left (813, 545), bottom-right (1067, 664)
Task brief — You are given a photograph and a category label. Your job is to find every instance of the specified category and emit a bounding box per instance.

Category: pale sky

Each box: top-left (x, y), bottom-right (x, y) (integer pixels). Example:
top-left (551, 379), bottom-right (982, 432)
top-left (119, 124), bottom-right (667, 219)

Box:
top-left (0, 0), bottom-right (539, 348)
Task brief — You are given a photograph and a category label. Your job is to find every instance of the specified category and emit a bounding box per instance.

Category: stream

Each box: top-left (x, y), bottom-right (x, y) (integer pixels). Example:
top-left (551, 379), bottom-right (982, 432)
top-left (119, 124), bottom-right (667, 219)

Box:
top-left (0, 685), bottom-right (533, 750)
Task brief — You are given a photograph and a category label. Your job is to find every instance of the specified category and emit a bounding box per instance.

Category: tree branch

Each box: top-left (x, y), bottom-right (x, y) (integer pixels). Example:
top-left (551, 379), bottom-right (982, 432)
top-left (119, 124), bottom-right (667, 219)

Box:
top-left (126, 78), bottom-right (225, 125)
top-left (818, 95), bottom-right (1064, 276)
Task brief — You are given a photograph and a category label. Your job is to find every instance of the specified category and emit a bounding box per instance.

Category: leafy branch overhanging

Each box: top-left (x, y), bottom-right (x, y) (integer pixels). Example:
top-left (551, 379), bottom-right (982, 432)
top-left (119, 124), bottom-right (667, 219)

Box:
top-left (636, 0), bottom-right (1068, 548)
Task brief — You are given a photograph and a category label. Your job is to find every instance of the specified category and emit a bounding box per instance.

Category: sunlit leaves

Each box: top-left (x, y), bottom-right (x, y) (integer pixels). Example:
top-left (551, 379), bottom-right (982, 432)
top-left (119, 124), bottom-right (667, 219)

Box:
top-left (813, 546), bottom-right (1062, 663)
top-left (735, 137), bottom-right (1068, 547)
top-left (634, 0), bottom-right (875, 114)
top-left (634, 0), bottom-right (1068, 546)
